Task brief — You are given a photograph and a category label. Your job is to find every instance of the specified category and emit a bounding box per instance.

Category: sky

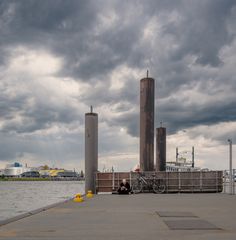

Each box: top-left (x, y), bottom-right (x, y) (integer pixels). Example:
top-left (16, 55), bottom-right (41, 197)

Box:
top-left (0, 0), bottom-right (236, 171)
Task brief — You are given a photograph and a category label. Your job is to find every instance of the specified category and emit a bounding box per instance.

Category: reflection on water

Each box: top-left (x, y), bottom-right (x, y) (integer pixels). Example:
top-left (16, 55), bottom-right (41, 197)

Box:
top-left (0, 181), bottom-right (85, 221)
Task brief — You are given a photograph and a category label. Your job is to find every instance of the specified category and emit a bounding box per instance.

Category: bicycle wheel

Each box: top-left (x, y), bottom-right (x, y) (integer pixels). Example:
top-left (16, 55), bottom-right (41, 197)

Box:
top-left (153, 183), bottom-right (165, 194)
top-left (131, 181), bottom-right (143, 194)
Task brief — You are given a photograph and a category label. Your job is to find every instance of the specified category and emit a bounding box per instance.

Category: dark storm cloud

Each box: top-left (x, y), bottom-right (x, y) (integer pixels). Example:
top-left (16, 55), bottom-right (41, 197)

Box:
top-left (0, 0), bottom-right (94, 40)
top-left (0, 93), bottom-right (27, 120)
top-left (0, 78), bottom-right (82, 134)
top-left (164, 0), bottom-right (235, 67)
top-left (80, 76), bottom-right (139, 106)
top-left (1, 0), bottom-right (235, 80)
top-left (114, 112), bottom-right (139, 137)
top-left (0, 131), bottom-right (84, 164)
top-left (158, 98), bottom-right (236, 135)
top-left (0, 95), bottom-right (82, 134)
top-left (0, 0), bottom-right (97, 74)
top-left (0, 0), bottom-right (236, 165)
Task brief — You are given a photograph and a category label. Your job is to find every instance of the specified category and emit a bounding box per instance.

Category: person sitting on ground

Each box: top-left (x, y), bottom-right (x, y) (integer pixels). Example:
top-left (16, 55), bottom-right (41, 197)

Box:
top-left (117, 179), bottom-right (131, 194)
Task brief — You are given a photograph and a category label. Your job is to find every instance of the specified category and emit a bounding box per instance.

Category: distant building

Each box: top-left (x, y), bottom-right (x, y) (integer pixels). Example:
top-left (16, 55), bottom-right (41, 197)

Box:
top-left (166, 147), bottom-right (200, 172)
top-left (166, 165), bottom-right (201, 172)
top-left (3, 162), bottom-right (32, 177)
top-left (166, 159), bottom-right (200, 172)
top-left (2, 162), bottom-right (81, 178)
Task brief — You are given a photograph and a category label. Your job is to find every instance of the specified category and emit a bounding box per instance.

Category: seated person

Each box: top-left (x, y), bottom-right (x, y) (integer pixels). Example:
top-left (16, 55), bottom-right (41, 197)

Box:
top-left (117, 179), bottom-right (131, 194)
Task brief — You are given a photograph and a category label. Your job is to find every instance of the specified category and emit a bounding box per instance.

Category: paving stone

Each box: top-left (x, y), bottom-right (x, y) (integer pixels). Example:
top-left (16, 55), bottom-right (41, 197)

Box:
top-left (156, 211), bottom-right (197, 217)
top-left (164, 219), bottom-right (220, 230)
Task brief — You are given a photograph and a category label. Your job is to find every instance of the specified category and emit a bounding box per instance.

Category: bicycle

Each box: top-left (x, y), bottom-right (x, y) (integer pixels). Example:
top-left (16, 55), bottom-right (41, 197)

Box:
top-left (152, 178), bottom-right (166, 194)
top-left (132, 173), bottom-right (165, 194)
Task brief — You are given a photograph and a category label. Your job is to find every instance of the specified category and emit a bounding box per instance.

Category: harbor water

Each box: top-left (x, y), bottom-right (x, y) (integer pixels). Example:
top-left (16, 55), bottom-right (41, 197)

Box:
top-left (0, 181), bottom-right (85, 221)
top-left (0, 180), bottom-right (234, 223)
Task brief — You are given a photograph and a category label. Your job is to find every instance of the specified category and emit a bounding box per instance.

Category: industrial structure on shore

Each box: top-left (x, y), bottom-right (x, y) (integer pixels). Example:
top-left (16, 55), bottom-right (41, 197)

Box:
top-left (0, 162), bottom-right (82, 179)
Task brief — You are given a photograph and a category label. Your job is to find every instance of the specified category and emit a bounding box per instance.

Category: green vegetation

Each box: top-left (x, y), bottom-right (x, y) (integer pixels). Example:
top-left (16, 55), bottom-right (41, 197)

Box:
top-left (0, 176), bottom-right (51, 181)
top-left (0, 176), bottom-right (85, 181)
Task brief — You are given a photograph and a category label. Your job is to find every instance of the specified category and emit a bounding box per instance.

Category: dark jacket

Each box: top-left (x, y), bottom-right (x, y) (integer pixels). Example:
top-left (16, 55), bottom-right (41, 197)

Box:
top-left (118, 182), bottom-right (131, 194)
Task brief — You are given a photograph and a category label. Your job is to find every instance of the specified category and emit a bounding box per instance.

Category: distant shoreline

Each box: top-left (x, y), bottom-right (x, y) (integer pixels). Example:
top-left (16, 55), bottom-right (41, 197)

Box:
top-left (0, 177), bottom-right (85, 181)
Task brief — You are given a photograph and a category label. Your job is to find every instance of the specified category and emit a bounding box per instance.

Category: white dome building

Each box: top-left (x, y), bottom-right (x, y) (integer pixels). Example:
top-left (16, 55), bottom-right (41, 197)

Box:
top-left (3, 163), bottom-right (31, 177)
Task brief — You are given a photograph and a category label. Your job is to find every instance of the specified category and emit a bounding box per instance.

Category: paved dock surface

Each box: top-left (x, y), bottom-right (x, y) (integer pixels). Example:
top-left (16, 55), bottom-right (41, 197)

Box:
top-left (0, 193), bottom-right (235, 239)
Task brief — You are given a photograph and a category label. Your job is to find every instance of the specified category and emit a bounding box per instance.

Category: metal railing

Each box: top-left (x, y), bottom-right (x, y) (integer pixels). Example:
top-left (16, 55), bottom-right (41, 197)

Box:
top-left (96, 171), bottom-right (223, 193)
top-left (223, 169), bottom-right (235, 195)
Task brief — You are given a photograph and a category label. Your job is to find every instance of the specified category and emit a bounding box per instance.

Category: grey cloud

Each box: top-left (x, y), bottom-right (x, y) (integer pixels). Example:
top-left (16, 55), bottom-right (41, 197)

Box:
top-left (1, 99), bottom-right (83, 134)
top-left (0, 0), bottom-right (236, 167)
top-left (0, 80), bottom-right (83, 134)
top-left (1, 0), bottom-right (235, 80)
top-left (105, 111), bottom-right (139, 138)
top-left (80, 76), bottom-right (139, 107)
top-left (187, 124), bottom-right (236, 144)
top-left (165, 0), bottom-right (235, 67)
top-left (0, 131), bottom-right (84, 165)
top-left (158, 96), bottom-right (236, 135)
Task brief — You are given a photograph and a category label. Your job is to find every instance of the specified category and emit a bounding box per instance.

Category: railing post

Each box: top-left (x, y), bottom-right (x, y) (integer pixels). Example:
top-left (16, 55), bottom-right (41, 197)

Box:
top-left (95, 172), bottom-right (98, 194)
top-left (166, 171), bottom-right (168, 193)
top-left (215, 171), bottom-right (218, 192)
top-left (191, 171), bottom-right (193, 193)
top-left (233, 169), bottom-right (235, 195)
top-left (228, 139), bottom-right (233, 195)
top-left (223, 170), bottom-right (225, 193)
top-left (178, 171), bottom-right (181, 192)
top-left (129, 172), bottom-right (132, 188)
top-left (112, 170), bottom-right (115, 191)
top-left (118, 173), bottom-right (119, 191)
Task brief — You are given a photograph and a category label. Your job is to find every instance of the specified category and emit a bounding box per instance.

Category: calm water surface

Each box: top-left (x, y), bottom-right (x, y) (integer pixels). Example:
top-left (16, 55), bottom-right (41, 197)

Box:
top-left (0, 181), bottom-right (85, 221)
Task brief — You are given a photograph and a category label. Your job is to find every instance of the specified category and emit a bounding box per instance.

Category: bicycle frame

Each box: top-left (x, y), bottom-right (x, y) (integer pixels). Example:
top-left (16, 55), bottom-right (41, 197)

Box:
top-left (132, 173), bottom-right (166, 194)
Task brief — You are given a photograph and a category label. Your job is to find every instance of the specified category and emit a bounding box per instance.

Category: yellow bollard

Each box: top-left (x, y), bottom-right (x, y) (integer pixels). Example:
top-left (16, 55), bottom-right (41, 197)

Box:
top-left (73, 193), bottom-right (84, 202)
top-left (86, 190), bottom-right (93, 198)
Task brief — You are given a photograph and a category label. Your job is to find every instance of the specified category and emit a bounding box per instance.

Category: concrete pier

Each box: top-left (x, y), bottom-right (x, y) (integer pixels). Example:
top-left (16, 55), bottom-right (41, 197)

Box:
top-left (0, 194), bottom-right (235, 239)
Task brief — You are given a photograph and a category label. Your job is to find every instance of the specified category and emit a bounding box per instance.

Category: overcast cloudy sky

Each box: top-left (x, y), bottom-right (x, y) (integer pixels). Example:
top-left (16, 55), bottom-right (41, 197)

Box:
top-left (0, 0), bottom-right (236, 171)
